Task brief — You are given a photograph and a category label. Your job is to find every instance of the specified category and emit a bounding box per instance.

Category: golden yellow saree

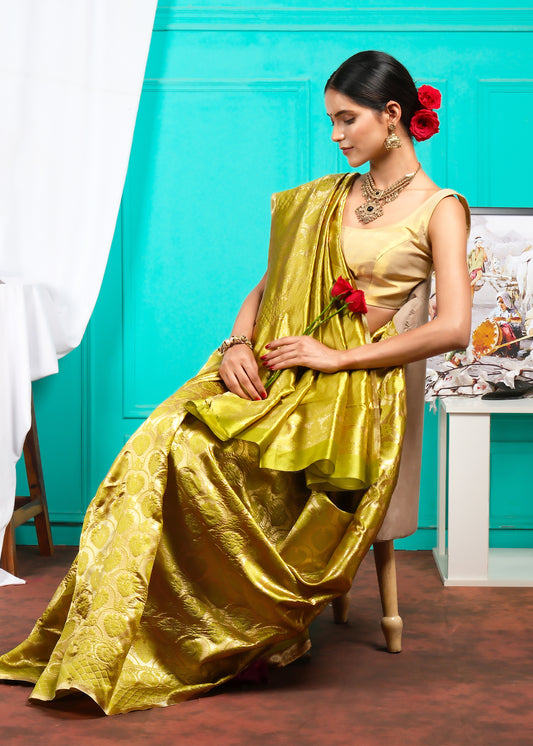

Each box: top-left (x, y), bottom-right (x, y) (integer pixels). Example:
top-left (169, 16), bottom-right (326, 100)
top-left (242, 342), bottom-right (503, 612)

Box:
top-left (0, 173), bottom-right (406, 714)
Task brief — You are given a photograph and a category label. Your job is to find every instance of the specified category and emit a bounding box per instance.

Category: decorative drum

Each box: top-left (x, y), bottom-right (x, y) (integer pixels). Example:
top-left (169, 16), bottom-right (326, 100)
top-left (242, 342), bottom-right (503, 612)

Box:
top-left (472, 318), bottom-right (502, 357)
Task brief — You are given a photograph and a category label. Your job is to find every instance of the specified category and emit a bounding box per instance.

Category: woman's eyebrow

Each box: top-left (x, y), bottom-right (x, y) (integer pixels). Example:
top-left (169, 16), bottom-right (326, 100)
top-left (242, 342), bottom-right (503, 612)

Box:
top-left (327, 109), bottom-right (356, 119)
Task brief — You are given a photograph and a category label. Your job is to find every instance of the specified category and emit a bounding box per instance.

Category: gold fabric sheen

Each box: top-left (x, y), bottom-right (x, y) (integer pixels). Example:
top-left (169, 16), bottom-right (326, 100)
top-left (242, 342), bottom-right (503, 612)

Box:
top-left (0, 173), bottom-right (446, 715)
top-left (343, 188), bottom-right (470, 310)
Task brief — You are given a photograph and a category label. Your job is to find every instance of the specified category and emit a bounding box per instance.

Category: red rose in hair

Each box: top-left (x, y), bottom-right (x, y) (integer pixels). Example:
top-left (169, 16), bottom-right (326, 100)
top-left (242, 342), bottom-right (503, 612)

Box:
top-left (417, 85), bottom-right (441, 110)
top-left (410, 108), bottom-right (440, 142)
top-left (331, 276), bottom-right (355, 300)
top-left (346, 290), bottom-right (367, 314)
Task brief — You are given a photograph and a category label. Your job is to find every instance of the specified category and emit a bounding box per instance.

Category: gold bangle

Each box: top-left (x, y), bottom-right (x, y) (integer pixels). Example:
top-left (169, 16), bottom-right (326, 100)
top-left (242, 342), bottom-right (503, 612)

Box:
top-left (218, 335), bottom-right (253, 355)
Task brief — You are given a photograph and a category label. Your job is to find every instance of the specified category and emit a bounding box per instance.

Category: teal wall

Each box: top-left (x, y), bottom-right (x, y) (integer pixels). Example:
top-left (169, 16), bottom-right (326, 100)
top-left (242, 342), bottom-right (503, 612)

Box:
top-left (17, 2), bottom-right (533, 547)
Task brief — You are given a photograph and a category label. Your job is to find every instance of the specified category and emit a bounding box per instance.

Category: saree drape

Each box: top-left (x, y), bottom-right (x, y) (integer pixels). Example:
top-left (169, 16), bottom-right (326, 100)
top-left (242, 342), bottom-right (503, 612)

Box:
top-left (0, 174), bottom-right (406, 714)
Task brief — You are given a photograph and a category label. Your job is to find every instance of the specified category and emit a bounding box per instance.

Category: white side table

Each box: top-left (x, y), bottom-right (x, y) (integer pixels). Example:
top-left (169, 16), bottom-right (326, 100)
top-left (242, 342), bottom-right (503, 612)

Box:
top-left (433, 396), bottom-right (533, 587)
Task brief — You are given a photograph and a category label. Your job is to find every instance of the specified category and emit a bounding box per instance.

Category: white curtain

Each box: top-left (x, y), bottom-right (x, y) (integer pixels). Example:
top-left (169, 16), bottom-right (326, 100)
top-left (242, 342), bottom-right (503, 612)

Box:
top-left (0, 0), bottom-right (158, 585)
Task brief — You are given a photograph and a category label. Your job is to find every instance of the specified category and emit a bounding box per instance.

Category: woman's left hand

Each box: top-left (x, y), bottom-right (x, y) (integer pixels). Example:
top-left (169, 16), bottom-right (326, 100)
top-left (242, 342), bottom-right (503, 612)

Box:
top-left (261, 336), bottom-right (344, 373)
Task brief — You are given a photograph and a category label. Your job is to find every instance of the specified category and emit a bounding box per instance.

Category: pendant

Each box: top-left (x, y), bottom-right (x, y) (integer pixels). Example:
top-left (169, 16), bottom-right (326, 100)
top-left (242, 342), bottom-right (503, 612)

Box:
top-left (355, 200), bottom-right (383, 224)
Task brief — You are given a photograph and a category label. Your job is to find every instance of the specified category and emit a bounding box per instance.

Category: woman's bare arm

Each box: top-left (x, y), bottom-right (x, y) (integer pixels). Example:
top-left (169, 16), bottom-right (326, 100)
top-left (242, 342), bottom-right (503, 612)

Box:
top-left (263, 196), bottom-right (471, 372)
top-left (229, 272), bottom-right (267, 340)
top-left (219, 272), bottom-right (268, 400)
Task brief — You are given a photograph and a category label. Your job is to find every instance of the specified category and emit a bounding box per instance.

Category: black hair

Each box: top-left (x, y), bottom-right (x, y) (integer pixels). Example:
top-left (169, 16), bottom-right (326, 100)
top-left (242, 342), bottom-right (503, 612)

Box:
top-left (325, 51), bottom-right (420, 136)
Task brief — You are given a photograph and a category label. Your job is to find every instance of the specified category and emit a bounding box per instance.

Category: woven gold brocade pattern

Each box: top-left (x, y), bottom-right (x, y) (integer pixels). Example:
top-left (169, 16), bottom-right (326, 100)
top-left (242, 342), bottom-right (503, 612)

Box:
top-left (0, 174), bottom-right (407, 715)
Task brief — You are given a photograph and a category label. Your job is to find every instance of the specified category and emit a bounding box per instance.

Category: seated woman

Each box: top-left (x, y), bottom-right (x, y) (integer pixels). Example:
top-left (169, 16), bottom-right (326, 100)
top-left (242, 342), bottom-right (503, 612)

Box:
top-left (0, 50), bottom-right (471, 715)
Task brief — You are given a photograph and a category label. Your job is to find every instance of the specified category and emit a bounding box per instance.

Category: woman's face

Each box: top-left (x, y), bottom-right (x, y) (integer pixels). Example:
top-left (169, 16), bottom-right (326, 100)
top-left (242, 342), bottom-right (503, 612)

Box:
top-left (324, 88), bottom-right (390, 168)
top-left (497, 296), bottom-right (507, 310)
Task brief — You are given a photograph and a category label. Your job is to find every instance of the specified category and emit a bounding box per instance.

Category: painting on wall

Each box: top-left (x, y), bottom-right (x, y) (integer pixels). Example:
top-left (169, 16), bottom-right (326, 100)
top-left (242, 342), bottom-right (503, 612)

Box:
top-left (425, 208), bottom-right (533, 401)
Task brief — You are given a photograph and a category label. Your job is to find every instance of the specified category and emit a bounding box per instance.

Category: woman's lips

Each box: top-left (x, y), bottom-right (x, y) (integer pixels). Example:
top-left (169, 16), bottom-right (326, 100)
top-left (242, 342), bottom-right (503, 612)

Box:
top-left (341, 147), bottom-right (353, 155)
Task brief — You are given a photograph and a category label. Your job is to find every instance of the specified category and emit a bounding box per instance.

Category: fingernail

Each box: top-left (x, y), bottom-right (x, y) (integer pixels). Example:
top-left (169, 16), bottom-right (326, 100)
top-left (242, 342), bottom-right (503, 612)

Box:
top-left (255, 397), bottom-right (261, 401)
top-left (261, 392), bottom-right (267, 399)
top-left (265, 344), bottom-right (271, 349)
top-left (260, 356), bottom-right (266, 360)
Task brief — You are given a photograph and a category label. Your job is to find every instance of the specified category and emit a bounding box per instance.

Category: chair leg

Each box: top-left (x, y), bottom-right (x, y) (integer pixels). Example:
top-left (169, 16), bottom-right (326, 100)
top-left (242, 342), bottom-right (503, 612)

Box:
top-left (373, 540), bottom-right (403, 653)
top-left (23, 398), bottom-right (53, 557)
top-left (331, 592), bottom-right (350, 624)
top-left (0, 394), bottom-right (53, 576)
top-left (1, 520), bottom-right (17, 576)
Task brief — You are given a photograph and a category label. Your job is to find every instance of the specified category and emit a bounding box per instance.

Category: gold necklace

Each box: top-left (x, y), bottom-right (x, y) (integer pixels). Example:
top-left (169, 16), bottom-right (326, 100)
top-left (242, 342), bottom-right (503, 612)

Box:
top-left (355, 164), bottom-right (421, 224)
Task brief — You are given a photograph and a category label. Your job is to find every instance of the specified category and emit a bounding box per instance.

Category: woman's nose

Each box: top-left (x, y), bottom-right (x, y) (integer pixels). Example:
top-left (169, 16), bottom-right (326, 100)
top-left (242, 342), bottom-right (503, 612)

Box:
top-left (331, 125), bottom-right (344, 142)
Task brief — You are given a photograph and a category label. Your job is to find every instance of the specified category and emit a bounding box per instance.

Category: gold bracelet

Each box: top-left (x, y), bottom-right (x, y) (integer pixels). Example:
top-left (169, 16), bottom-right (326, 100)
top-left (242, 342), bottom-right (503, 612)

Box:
top-left (218, 335), bottom-right (253, 355)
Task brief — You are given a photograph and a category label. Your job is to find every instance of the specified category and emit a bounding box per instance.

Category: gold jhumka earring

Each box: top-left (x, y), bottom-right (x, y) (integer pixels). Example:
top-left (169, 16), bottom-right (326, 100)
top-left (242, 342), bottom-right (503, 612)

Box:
top-left (384, 122), bottom-right (402, 150)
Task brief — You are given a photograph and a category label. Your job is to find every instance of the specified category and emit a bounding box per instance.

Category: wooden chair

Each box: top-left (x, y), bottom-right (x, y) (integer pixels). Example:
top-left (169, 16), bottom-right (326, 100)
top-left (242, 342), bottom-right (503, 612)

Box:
top-left (331, 278), bottom-right (431, 653)
top-left (1, 395), bottom-right (54, 576)
top-left (332, 540), bottom-right (402, 652)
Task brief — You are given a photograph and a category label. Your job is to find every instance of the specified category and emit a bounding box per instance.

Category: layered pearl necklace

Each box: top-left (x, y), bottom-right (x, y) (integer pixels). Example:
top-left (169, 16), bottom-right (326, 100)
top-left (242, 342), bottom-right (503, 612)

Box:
top-left (355, 163), bottom-right (421, 224)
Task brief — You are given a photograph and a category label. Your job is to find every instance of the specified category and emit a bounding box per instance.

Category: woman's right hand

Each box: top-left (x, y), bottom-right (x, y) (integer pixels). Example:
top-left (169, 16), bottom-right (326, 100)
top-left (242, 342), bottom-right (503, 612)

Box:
top-left (219, 344), bottom-right (267, 401)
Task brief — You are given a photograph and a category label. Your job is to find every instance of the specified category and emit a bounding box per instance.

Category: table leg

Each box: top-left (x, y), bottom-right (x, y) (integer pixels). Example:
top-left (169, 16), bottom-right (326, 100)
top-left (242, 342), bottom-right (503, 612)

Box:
top-left (447, 412), bottom-right (491, 583)
top-left (437, 404), bottom-right (448, 558)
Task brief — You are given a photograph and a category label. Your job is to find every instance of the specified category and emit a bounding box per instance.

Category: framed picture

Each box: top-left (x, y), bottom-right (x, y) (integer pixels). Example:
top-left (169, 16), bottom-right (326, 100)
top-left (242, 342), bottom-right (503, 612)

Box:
top-left (426, 207), bottom-right (533, 400)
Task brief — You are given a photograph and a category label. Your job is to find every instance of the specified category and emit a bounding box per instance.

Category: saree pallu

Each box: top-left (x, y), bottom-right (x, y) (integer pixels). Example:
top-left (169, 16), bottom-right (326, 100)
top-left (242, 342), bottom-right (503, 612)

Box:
top-left (0, 174), bottom-right (407, 714)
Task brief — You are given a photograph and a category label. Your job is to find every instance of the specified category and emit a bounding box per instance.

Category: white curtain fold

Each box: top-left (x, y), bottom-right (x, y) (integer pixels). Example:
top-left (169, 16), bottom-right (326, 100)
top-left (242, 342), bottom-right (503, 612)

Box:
top-left (0, 0), bottom-right (158, 585)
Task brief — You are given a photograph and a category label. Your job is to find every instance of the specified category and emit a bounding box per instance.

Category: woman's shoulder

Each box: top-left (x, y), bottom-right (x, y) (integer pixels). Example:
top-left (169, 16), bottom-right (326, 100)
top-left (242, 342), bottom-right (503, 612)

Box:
top-left (427, 186), bottom-right (470, 229)
top-left (425, 187), bottom-right (471, 240)
top-left (417, 171), bottom-right (468, 204)
top-left (408, 169), bottom-right (469, 226)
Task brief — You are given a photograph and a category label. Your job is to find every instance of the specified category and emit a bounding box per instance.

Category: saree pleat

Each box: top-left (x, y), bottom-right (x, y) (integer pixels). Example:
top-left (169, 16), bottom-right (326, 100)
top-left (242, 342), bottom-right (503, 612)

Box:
top-left (0, 174), bottom-right (407, 714)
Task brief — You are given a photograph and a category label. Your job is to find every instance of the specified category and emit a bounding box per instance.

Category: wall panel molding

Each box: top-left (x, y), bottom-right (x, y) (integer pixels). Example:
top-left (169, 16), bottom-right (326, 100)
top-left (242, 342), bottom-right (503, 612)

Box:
top-left (490, 441), bottom-right (533, 528)
top-left (121, 78), bottom-right (310, 418)
top-left (155, 7), bottom-right (533, 32)
top-left (80, 327), bottom-right (91, 512)
top-left (478, 79), bottom-right (533, 205)
top-left (45, 332), bottom-right (91, 524)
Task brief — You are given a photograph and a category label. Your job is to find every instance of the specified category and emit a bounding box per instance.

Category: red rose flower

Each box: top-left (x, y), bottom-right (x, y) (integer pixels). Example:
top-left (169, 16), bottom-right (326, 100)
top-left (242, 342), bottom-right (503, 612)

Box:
top-left (346, 290), bottom-right (367, 314)
top-left (331, 276), bottom-right (356, 299)
top-left (264, 276), bottom-right (367, 389)
top-left (417, 85), bottom-right (441, 110)
top-left (410, 108), bottom-right (440, 142)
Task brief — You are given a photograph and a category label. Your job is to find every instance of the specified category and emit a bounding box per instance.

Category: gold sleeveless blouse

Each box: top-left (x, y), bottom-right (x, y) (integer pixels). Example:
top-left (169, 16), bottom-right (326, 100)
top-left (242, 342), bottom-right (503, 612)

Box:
top-left (342, 188), bottom-right (470, 310)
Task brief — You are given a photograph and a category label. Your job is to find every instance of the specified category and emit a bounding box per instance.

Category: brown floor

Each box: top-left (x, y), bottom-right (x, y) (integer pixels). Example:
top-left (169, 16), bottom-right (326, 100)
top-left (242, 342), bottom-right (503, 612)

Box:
top-left (1, 547), bottom-right (533, 746)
